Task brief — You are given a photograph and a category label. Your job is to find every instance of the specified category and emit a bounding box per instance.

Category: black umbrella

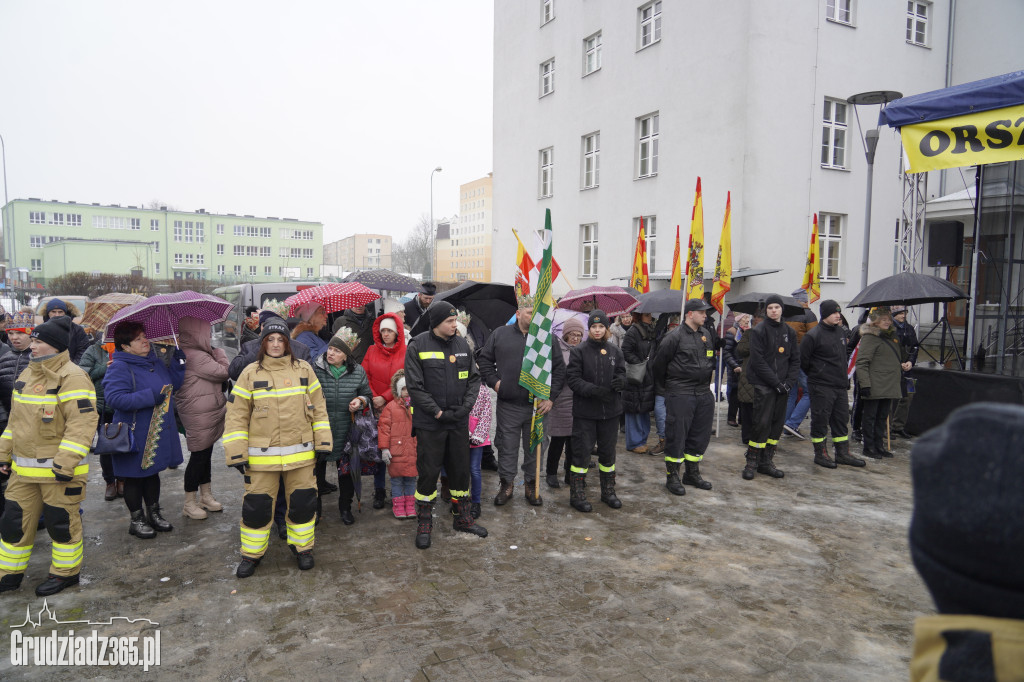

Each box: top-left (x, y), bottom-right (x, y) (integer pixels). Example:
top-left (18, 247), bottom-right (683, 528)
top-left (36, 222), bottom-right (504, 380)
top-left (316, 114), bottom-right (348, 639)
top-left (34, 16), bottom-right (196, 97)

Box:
top-left (847, 272), bottom-right (968, 308)
top-left (409, 281), bottom-right (518, 337)
top-left (725, 292), bottom-right (804, 317)
top-left (340, 269), bottom-right (422, 293)
top-left (632, 289), bottom-right (686, 315)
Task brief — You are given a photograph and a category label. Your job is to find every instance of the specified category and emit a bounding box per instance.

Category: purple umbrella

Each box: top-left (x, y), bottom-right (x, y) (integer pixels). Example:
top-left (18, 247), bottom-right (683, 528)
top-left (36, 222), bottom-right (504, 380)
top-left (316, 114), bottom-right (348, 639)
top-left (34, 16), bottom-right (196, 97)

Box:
top-left (557, 286), bottom-right (640, 317)
top-left (102, 291), bottom-right (233, 346)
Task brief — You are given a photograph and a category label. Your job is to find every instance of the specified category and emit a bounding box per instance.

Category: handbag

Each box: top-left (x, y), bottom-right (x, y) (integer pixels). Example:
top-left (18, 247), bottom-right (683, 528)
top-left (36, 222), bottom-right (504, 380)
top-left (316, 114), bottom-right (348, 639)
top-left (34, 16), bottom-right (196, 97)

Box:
top-left (625, 360), bottom-right (648, 386)
top-left (94, 368), bottom-right (137, 456)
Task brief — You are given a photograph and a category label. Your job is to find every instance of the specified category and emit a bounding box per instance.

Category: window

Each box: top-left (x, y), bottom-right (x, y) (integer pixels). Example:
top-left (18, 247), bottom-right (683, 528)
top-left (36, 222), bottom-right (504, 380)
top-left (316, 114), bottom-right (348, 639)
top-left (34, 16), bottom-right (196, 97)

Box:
top-left (29, 212), bottom-right (45, 224)
top-left (234, 245), bottom-right (244, 256)
top-left (30, 259), bottom-right (41, 272)
top-left (216, 244), bottom-right (224, 256)
top-left (637, 113), bottom-right (659, 178)
top-left (818, 213), bottom-right (844, 280)
top-left (48, 213), bottom-right (64, 226)
top-left (216, 223), bottom-right (224, 235)
top-left (639, 1), bottom-right (662, 49)
top-left (584, 32), bottom-right (602, 75)
top-left (633, 216), bottom-right (658, 272)
top-left (265, 266), bottom-right (272, 276)
top-left (173, 221), bottom-right (183, 242)
top-left (306, 267), bottom-right (314, 278)
top-left (197, 253), bottom-right (205, 265)
top-left (150, 219), bottom-right (160, 231)
top-left (906, 1), bottom-right (929, 45)
top-left (540, 59), bottom-right (555, 97)
top-left (185, 253), bottom-right (194, 265)
top-left (174, 253), bottom-right (182, 265)
top-left (539, 147), bottom-right (554, 198)
top-left (217, 265), bottom-right (225, 276)
top-left (196, 222), bottom-right (205, 243)
top-left (826, 0), bottom-right (853, 24)
top-left (153, 241), bottom-right (160, 253)
top-left (821, 98), bottom-right (847, 169)
top-left (249, 265), bottom-right (257, 276)
top-left (184, 221), bottom-right (194, 243)
top-left (580, 224), bottom-right (598, 278)
top-left (541, 0), bottom-right (553, 24)
top-left (130, 217), bottom-right (140, 230)
top-left (582, 132), bottom-right (600, 189)
top-left (260, 246), bottom-right (271, 258)
top-left (68, 214), bottom-right (81, 227)
top-left (155, 263), bottom-right (160, 274)
top-left (234, 265), bottom-right (242, 275)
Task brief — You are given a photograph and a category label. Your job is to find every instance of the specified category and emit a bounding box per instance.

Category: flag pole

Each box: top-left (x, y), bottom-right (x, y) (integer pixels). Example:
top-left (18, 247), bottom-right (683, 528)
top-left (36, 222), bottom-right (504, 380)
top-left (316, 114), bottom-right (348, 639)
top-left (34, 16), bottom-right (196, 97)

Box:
top-left (715, 316), bottom-right (725, 437)
top-left (533, 398), bottom-right (542, 499)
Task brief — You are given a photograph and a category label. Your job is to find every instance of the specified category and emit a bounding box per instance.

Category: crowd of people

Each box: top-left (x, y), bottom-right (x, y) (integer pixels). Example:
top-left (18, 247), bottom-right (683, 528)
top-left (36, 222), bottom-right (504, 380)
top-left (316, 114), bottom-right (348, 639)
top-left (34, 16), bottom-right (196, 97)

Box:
top-left (0, 284), bottom-right (922, 593)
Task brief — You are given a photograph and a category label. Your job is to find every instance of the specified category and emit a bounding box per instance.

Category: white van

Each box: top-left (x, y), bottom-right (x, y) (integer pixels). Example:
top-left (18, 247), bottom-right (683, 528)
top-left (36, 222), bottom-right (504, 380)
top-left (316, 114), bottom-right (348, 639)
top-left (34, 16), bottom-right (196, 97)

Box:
top-left (212, 282), bottom-right (321, 358)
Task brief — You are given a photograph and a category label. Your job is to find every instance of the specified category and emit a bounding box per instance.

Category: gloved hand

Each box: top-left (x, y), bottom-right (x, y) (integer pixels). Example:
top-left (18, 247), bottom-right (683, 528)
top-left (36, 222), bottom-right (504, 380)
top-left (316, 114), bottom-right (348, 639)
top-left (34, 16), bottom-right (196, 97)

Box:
top-left (593, 386), bottom-right (614, 401)
top-left (774, 382), bottom-right (789, 395)
top-left (610, 376), bottom-right (626, 391)
top-left (381, 448), bottom-right (392, 465)
top-left (53, 470), bottom-right (73, 482)
top-left (173, 348), bottom-right (187, 362)
top-left (152, 389), bottom-right (167, 405)
top-left (715, 338), bottom-right (726, 350)
top-left (233, 463), bottom-right (247, 475)
top-left (859, 386), bottom-right (871, 398)
top-left (438, 411), bottom-right (458, 424)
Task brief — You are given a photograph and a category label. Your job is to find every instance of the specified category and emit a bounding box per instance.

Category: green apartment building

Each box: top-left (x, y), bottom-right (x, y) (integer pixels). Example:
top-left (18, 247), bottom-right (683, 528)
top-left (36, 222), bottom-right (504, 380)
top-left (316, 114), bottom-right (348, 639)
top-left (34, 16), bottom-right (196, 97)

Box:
top-left (1, 198), bottom-right (323, 286)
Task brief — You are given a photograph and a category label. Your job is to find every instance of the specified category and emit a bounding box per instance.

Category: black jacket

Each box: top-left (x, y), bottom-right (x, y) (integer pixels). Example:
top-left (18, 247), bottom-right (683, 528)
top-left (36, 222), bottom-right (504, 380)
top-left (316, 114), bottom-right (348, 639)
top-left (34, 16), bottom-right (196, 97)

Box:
top-left (404, 297), bottom-right (429, 331)
top-left (566, 336), bottom-right (624, 420)
top-left (0, 346), bottom-right (32, 430)
top-left (748, 318), bottom-right (800, 390)
top-left (800, 321), bottom-right (850, 390)
top-left (65, 321), bottom-right (91, 364)
top-left (893, 319), bottom-right (920, 366)
top-left (651, 322), bottom-right (715, 395)
top-left (404, 330), bottom-right (480, 431)
top-left (477, 324), bottom-right (564, 405)
top-left (621, 321), bottom-right (656, 411)
top-left (228, 337), bottom-right (311, 381)
top-left (332, 309), bottom-right (376, 364)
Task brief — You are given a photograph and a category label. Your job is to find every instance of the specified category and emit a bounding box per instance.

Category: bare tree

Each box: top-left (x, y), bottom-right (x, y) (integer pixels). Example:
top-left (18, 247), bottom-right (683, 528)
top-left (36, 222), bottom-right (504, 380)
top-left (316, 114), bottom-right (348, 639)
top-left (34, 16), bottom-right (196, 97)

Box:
top-left (393, 214), bottom-right (433, 277)
top-left (146, 199), bottom-right (178, 211)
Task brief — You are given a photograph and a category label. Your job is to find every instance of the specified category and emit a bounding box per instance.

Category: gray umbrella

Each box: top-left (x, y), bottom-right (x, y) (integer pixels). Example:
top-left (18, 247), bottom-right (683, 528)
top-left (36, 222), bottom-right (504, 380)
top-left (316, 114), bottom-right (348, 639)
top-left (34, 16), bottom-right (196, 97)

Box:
top-left (847, 272), bottom-right (968, 308)
top-left (340, 269), bottom-right (422, 293)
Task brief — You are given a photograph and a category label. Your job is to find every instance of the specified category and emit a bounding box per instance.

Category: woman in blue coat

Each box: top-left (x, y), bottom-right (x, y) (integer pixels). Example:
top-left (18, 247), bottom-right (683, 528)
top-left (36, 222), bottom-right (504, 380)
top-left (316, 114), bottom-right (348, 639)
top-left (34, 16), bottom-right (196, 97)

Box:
top-left (102, 321), bottom-right (185, 540)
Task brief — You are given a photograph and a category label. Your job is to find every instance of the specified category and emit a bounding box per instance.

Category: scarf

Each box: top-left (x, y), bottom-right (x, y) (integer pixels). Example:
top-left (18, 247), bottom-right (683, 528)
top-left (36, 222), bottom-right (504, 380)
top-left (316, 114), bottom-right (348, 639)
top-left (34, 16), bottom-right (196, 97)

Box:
top-left (141, 385), bottom-right (173, 470)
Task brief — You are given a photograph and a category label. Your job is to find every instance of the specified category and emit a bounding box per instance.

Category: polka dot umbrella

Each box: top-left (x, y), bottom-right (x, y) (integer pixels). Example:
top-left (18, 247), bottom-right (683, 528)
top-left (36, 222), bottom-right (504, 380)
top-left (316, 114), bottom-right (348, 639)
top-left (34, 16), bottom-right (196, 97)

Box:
top-left (283, 282), bottom-right (380, 317)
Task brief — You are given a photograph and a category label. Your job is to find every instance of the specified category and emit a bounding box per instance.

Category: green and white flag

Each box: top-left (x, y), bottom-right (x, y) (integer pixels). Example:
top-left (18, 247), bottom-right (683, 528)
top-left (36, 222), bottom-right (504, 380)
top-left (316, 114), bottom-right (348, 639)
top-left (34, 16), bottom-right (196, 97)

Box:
top-left (519, 209), bottom-right (555, 451)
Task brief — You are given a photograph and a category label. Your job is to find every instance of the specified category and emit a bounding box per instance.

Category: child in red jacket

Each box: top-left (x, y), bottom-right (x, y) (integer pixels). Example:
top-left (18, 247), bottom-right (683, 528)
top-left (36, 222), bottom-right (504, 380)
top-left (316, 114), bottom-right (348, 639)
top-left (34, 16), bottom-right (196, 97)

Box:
top-left (378, 370), bottom-right (417, 518)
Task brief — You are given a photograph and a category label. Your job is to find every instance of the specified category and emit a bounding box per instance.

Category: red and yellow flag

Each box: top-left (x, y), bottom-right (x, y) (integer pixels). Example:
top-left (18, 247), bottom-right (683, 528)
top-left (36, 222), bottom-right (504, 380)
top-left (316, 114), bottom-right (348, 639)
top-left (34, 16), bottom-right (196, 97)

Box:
top-left (710, 192), bottom-right (732, 314)
top-left (630, 217), bottom-right (650, 293)
top-left (669, 225), bottom-right (682, 290)
top-left (513, 228), bottom-right (534, 296)
top-left (801, 214), bottom-right (821, 303)
top-left (686, 178), bottom-right (705, 300)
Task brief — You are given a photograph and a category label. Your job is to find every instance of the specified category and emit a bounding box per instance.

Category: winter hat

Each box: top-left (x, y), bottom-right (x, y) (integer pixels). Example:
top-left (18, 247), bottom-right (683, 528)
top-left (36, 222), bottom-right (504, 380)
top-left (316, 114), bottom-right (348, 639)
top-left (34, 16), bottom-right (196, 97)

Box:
top-left (6, 309), bottom-right (35, 332)
top-left (562, 317), bottom-right (585, 339)
top-left (258, 310), bottom-right (278, 326)
top-left (765, 294), bottom-right (784, 309)
top-left (45, 298), bottom-right (69, 315)
top-left (909, 403), bottom-right (1024, 619)
top-left (819, 299), bottom-right (842, 319)
top-left (30, 316), bottom-right (72, 353)
top-left (379, 317), bottom-right (398, 335)
top-left (587, 309), bottom-right (610, 329)
top-left (869, 306), bottom-right (891, 322)
top-left (426, 301), bottom-right (457, 329)
top-left (330, 326), bottom-right (359, 355)
top-left (791, 288), bottom-right (809, 304)
top-left (295, 302), bottom-right (323, 323)
top-left (259, 316), bottom-right (289, 342)
top-left (419, 282), bottom-right (437, 296)
top-left (890, 305), bottom-right (908, 316)
top-left (382, 298), bottom-right (404, 315)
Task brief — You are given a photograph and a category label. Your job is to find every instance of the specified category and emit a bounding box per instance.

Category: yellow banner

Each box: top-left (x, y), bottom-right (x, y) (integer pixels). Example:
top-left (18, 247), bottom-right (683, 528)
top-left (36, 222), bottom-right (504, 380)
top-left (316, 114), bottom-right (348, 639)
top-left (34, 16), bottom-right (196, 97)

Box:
top-left (901, 103), bottom-right (1024, 173)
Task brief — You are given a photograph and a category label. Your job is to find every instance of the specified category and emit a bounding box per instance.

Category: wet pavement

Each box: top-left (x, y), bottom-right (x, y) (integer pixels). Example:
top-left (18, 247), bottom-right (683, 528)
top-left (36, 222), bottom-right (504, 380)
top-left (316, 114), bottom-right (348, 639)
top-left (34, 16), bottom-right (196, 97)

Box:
top-left (0, 421), bottom-right (931, 680)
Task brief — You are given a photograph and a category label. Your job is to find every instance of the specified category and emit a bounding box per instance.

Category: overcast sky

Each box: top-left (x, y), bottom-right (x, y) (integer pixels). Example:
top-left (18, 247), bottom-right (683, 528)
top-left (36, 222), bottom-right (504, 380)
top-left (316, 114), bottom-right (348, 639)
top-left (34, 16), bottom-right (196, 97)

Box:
top-left (0, 1), bottom-right (493, 244)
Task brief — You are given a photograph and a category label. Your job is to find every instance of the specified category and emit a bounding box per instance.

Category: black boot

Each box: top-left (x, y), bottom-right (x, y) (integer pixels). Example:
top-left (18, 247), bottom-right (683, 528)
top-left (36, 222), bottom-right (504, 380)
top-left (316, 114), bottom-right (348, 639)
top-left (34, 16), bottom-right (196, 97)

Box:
top-left (452, 498), bottom-right (488, 537)
top-left (373, 487), bottom-right (387, 509)
top-left (236, 556), bottom-right (260, 578)
top-left (129, 509), bottom-right (156, 539)
top-left (813, 441), bottom-right (837, 469)
top-left (470, 502), bottom-right (481, 519)
top-left (146, 504), bottom-right (173, 532)
top-left (545, 474), bottom-right (561, 489)
top-left (852, 428), bottom-right (863, 443)
top-left (290, 545), bottom-right (314, 570)
top-left (683, 459), bottom-right (713, 490)
top-left (599, 472), bottom-right (622, 509)
top-left (35, 573), bottom-right (79, 597)
top-left (665, 461), bottom-right (686, 496)
top-left (742, 447), bottom-right (758, 480)
top-left (415, 501), bottom-right (433, 550)
top-left (315, 496), bottom-right (323, 526)
top-left (0, 573), bottom-right (24, 593)
top-left (875, 431), bottom-right (895, 458)
top-left (833, 440), bottom-right (865, 467)
top-left (480, 445), bottom-right (498, 471)
top-left (569, 472), bottom-right (592, 512)
top-left (524, 480), bottom-right (543, 506)
top-left (757, 445), bottom-right (785, 478)
top-left (338, 476), bottom-right (355, 524)
top-left (315, 459), bottom-right (337, 495)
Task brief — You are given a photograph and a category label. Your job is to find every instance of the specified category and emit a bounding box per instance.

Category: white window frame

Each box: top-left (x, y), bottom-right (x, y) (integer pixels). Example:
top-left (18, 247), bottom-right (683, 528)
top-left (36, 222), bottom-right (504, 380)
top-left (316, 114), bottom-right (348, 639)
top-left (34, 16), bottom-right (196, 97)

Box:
top-left (540, 58), bottom-right (555, 97)
top-left (216, 223), bottom-right (224, 235)
top-left (818, 212), bottom-right (844, 281)
top-left (583, 32), bottom-right (602, 76)
top-left (249, 265), bottom-right (257, 276)
top-left (580, 223), bottom-right (599, 278)
top-left (906, 1), bottom-right (930, 46)
top-left (130, 217), bottom-right (140, 230)
top-left (185, 253), bottom-right (194, 265)
top-left (29, 212), bottom-right (45, 224)
top-left (216, 244), bottom-right (224, 256)
top-left (173, 253), bottom-right (182, 265)
top-left (539, 147), bottom-right (554, 198)
top-left (196, 222), bottom-right (205, 243)
top-left (638, 1), bottom-right (662, 50)
top-left (826, 0), bottom-right (854, 25)
top-left (30, 259), bottom-right (41, 272)
top-left (150, 219), bottom-right (160, 231)
top-left (155, 262), bottom-right (160, 274)
top-left (184, 221), bottom-right (194, 243)
top-left (633, 216), bottom-right (659, 273)
top-left (637, 113), bottom-right (659, 178)
top-left (821, 97), bottom-right (848, 170)
top-left (68, 214), bottom-right (81, 227)
top-left (541, 0), bottom-right (553, 25)
top-left (265, 266), bottom-right (272, 276)
top-left (48, 213), bottom-right (64, 226)
top-left (234, 265), bottom-right (242, 275)
top-left (153, 241), bottom-right (160, 253)
top-left (217, 264), bottom-right (225, 276)
top-left (173, 221), bottom-right (183, 242)
top-left (581, 132), bottom-right (600, 189)
top-left (197, 253), bottom-right (205, 265)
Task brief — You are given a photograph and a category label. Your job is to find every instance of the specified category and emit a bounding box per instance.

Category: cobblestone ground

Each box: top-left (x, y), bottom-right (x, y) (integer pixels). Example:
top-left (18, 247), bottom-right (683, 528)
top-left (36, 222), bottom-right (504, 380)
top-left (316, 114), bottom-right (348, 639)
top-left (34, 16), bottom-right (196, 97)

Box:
top-left (0, 421), bottom-right (930, 680)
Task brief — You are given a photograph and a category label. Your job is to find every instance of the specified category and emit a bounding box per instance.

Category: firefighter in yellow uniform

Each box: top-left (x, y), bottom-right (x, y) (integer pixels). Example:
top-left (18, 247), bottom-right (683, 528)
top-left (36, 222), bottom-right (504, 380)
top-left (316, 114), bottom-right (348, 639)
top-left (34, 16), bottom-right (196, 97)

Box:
top-left (0, 316), bottom-right (96, 596)
top-left (223, 318), bottom-right (332, 578)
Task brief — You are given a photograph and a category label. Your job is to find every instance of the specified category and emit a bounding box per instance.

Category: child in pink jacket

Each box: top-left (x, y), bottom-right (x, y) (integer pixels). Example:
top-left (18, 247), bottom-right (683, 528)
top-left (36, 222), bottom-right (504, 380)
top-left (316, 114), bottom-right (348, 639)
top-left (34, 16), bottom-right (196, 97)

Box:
top-left (468, 383), bottom-right (492, 520)
top-left (378, 370), bottom-right (417, 519)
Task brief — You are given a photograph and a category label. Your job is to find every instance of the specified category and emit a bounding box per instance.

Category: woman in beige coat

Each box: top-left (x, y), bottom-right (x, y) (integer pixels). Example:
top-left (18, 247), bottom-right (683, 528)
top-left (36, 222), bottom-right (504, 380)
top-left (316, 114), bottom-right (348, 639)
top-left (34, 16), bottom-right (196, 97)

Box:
top-left (175, 317), bottom-right (230, 519)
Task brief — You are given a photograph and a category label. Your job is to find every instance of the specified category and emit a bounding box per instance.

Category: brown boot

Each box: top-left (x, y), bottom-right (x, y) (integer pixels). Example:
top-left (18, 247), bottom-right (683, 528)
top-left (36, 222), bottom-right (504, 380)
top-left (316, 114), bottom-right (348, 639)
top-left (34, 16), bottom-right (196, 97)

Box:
top-left (649, 438), bottom-right (666, 455)
top-left (629, 444), bottom-right (649, 454)
top-left (493, 479), bottom-right (514, 506)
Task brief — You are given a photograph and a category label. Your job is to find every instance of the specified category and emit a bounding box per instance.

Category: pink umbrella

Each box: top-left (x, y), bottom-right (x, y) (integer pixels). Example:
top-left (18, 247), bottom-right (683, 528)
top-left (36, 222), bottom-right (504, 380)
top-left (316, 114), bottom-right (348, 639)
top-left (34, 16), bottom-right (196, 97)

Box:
top-left (284, 282), bottom-right (380, 317)
top-left (102, 291), bottom-right (233, 346)
top-left (557, 286), bottom-right (640, 317)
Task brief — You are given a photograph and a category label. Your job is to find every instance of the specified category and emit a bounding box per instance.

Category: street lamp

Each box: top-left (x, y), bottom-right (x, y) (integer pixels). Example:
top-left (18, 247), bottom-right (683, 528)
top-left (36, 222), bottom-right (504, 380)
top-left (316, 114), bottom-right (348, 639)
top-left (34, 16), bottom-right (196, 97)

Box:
top-left (1, 132), bottom-right (9, 287)
top-left (847, 90), bottom-right (902, 291)
top-left (430, 166), bottom-right (442, 279)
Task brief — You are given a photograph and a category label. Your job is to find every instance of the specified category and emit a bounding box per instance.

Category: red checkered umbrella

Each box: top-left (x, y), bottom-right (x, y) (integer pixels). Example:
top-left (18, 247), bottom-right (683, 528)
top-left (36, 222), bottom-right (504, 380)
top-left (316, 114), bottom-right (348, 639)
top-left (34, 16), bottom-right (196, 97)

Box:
top-left (284, 282), bottom-right (380, 317)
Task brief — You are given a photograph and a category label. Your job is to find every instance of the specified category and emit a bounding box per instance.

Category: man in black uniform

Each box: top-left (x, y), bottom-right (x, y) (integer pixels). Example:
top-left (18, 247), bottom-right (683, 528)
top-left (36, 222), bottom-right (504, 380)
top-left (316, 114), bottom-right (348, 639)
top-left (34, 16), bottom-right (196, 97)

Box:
top-left (403, 282), bottom-right (436, 331)
top-left (800, 299), bottom-right (865, 469)
top-left (889, 306), bottom-right (919, 439)
top-left (651, 299), bottom-right (716, 496)
top-left (744, 294), bottom-right (799, 481)
top-left (404, 302), bottom-right (486, 549)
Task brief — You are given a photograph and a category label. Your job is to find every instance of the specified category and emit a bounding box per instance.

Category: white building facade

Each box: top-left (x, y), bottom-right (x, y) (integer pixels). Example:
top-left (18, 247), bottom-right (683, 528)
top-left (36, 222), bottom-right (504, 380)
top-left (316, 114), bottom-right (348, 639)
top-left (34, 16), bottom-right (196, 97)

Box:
top-left (492, 0), bottom-right (1022, 304)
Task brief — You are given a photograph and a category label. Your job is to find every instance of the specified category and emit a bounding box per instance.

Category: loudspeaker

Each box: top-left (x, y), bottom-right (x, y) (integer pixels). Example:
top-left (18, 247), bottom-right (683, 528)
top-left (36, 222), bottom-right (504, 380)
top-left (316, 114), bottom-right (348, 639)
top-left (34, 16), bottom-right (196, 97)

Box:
top-left (927, 221), bottom-right (964, 267)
